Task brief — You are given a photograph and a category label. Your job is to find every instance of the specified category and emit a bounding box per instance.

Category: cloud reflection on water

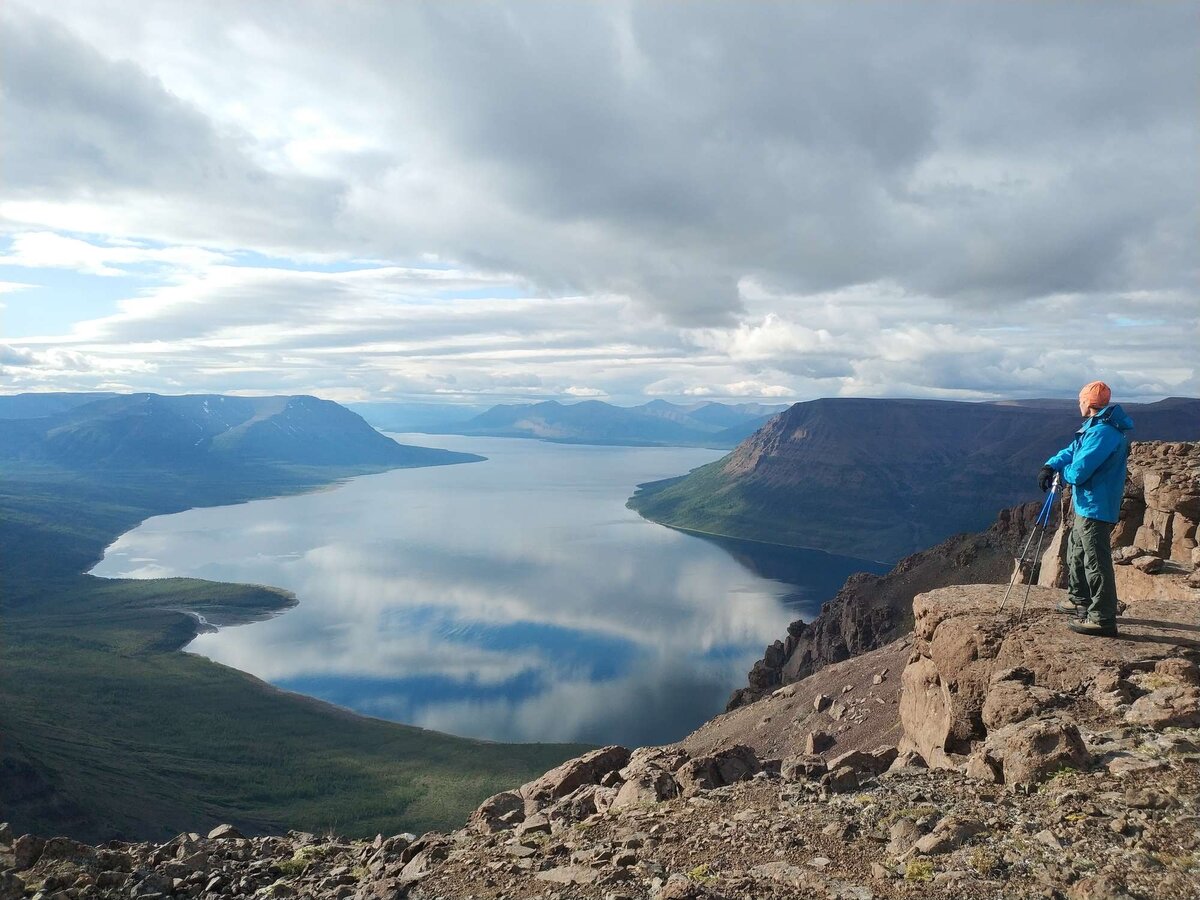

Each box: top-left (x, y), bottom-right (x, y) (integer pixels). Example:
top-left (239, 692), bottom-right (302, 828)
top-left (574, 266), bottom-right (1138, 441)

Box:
top-left (92, 436), bottom-right (871, 745)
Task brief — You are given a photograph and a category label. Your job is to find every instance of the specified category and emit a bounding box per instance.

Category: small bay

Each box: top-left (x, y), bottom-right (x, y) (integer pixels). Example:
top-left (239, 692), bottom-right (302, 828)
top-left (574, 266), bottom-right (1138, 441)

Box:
top-left (91, 434), bottom-right (884, 746)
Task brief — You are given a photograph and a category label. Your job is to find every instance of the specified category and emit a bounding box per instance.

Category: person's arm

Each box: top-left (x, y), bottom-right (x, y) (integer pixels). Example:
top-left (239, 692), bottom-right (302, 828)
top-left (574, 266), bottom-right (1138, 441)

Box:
top-left (1045, 443), bottom-right (1075, 471)
top-left (1062, 426), bottom-right (1122, 486)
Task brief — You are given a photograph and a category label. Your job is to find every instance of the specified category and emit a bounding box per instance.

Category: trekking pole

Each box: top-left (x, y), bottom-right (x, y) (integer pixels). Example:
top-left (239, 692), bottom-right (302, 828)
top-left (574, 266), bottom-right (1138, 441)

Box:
top-left (1017, 474), bottom-right (1060, 621)
top-left (997, 474), bottom-right (1060, 617)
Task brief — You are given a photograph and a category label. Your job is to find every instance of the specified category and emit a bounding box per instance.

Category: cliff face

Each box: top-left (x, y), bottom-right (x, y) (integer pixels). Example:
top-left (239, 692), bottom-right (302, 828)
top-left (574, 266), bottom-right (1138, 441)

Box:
top-left (629, 397), bottom-right (1200, 562)
top-left (732, 440), bottom-right (1200, 712)
top-left (726, 503), bottom-right (1036, 710)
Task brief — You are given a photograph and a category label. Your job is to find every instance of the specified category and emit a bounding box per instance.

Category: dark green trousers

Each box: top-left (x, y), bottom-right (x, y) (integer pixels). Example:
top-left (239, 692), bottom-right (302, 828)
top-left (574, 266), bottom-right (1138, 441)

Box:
top-left (1067, 515), bottom-right (1118, 626)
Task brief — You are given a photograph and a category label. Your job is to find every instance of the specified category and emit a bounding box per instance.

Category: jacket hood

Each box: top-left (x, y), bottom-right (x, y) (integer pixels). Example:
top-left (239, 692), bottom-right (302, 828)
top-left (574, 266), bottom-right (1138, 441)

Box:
top-left (1093, 404), bottom-right (1134, 433)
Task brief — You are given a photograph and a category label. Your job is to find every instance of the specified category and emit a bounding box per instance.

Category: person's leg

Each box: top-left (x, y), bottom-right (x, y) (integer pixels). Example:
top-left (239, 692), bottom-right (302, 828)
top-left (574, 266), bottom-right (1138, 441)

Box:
top-left (1062, 516), bottom-right (1091, 611)
top-left (1080, 517), bottom-right (1118, 627)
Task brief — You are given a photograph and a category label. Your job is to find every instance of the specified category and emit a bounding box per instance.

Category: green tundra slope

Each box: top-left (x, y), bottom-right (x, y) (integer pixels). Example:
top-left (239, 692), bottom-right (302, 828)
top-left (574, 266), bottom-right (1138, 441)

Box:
top-left (0, 397), bottom-right (588, 843)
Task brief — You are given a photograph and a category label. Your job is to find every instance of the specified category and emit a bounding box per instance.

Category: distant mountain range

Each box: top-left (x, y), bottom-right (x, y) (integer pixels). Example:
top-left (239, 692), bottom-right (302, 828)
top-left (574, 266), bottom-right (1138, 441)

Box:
top-left (0, 392), bottom-right (481, 471)
top-left (388, 399), bottom-right (792, 447)
top-left (628, 396), bottom-right (1200, 563)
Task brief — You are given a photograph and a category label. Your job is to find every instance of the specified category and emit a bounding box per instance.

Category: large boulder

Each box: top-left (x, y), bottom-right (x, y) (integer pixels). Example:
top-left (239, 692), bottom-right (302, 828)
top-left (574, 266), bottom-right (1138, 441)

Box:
top-left (674, 745), bottom-right (760, 797)
top-left (899, 584), bottom-right (1198, 780)
top-left (518, 745), bottom-right (631, 815)
top-left (468, 790), bottom-right (525, 834)
top-left (970, 717), bottom-right (1090, 789)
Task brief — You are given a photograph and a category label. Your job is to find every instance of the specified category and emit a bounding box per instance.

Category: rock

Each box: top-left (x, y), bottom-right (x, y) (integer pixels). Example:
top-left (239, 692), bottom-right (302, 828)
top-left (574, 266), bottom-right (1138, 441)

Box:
top-left (830, 746), bottom-right (897, 776)
top-left (981, 679), bottom-right (1055, 730)
top-left (1068, 875), bottom-right (1136, 900)
top-left (1104, 753), bottom-right (1168, 777)
top-left (206, 824), bottom-right (244, 841)
top-left (805, 731), bottom-right (834, 754)
top-left (520, 745), bottom-right (631, 814)
top-left (469, 790), bottom-right (525, 833)
top-left (913, 817), bottom-right (982, 855)
top-left (887, 819), bottom-right (922, 855)
top-left (780, 754), bottom-right (828, 781)
top-left (982, 717), bottom-right (1090, 789)
top-left (12, 835), bottom-right (44, 870)
top-left (1154, 657), bottom-right (1200, 685)
top-left (820, 765), bottom-right (859, 793)
top-left (611, 747), bottom-right (687, 810)
top-left (0, 873), bottom-right (24, 900)
top-left (1125, 685), bottom-right (1200, 729)
top-left (675, 745), bottom-right (759, 797)
top-left (814, 694), bottom-right (832, 712)
top-left (514, 814), bottom-right (551, 838)
top-left (535, 865), bottom-right (600, 885)
top-left (1130, 554), bottom-right (1164, 574)
top-left (0, 824), bottom-right (10, 846)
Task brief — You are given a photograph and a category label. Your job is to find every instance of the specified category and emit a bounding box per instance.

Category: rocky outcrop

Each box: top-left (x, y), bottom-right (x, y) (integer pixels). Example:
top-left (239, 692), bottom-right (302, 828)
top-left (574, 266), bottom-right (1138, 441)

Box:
top-left (899, 584), bottom-right (1200, 788)
top-left (736, 440), bottom-right (1200, 711)
top-left (729, 502), bottom-right (1038, 709)
top-left (1039, 441), bottom-right (1200, 599)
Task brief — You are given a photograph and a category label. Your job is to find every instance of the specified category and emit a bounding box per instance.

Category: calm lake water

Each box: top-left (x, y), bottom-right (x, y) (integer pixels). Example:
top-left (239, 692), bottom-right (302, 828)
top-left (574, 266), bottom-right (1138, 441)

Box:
top-left (91, 434), bottom-right (884, 746)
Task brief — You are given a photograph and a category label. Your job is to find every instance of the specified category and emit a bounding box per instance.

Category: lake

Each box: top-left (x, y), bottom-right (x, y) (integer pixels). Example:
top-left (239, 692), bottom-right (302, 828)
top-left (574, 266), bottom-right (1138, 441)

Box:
top-left (91, 434), bottom-right (885, 747)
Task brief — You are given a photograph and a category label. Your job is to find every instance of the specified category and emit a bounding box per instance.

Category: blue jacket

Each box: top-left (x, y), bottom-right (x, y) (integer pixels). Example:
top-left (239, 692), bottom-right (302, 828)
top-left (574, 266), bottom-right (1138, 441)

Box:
top-left (1045, 404), bottom-right (1134, 523)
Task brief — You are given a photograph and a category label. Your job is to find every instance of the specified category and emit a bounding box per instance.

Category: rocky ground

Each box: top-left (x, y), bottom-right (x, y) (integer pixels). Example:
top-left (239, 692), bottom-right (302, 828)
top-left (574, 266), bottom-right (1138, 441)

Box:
top-left (6, 584), bottom-right (1199, 900)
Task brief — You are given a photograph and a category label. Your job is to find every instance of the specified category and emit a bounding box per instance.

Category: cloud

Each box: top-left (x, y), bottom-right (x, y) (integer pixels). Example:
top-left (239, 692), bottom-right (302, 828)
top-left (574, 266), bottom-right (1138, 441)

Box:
top-left (5, 2), bottom-right (1197, 319)
top-left (0, 2), bottom-right (1195, 401)
top-left (0, 232), bottom-right (230, 276)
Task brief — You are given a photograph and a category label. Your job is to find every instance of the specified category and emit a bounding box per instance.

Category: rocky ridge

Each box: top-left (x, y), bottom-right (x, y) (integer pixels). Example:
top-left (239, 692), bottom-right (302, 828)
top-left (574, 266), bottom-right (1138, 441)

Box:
top-left (734, 440), bottom-right (1200, 711)
top-left (6, 582), bottom-right (1199, 899)
top-left (5, 443), bottom-right (1197, 900)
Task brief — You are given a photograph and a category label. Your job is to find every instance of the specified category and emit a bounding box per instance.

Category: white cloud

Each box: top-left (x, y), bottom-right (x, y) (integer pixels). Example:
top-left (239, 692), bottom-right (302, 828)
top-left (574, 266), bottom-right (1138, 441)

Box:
top-left (564, 386), bottom-right (606, 398)
top-left (0, 2), bottom-right (1195, 403)
top-left (0, 231), bottom-right (230, 276)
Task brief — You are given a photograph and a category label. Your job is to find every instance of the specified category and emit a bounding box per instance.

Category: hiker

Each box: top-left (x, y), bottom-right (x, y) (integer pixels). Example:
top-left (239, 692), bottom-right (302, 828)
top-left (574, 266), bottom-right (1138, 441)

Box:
top-left (1038, 381), bottom-right (1134, 637)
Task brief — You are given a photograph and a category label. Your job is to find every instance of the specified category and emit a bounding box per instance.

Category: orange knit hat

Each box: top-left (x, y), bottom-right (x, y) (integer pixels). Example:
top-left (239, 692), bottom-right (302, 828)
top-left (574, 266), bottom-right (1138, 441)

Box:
top-left (1079, 381), bottom-right (1111, 409)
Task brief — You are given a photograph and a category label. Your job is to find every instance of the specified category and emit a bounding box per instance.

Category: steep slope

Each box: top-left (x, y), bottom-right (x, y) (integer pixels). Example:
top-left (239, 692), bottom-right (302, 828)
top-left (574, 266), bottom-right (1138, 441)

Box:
top-left (0, 393), bottom-right (481, 471)
top-left (628, 396), bottom-right (1200, 562)
top-left (440, 399), bottom-right (787, 447)
top-left (0, 392), bottom-right (118, 419)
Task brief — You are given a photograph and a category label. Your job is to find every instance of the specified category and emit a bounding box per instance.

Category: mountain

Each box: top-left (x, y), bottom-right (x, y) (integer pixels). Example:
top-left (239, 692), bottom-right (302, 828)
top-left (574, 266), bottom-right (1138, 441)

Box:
top-left (628, 396), bottom-right (1200, 562)
top-left (0, 392), bottom-right (578, 844)
top-left (0, 391), bottom-right (118, 419)
top-left (348, 401), bottom-right (488, 433)
top-left (0, 393), bottom-right (482, 471)
top-left (434, 399), bottom-right (788, 447)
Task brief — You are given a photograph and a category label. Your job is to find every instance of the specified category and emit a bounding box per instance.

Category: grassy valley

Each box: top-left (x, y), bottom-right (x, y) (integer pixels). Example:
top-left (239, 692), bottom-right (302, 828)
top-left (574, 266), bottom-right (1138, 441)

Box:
top-left (0, 396), bottom-right (589, 842)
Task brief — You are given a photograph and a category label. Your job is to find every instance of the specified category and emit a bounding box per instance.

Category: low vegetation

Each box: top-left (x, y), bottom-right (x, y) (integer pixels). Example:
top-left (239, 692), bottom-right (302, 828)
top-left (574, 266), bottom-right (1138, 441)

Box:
top-left (1, 461), bottom-right (588, 842)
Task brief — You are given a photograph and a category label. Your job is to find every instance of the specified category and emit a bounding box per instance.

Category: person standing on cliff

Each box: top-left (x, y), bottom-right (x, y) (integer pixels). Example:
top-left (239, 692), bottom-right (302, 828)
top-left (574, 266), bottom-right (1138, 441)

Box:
top-left (1038, 381), bottom-right (1134, 637)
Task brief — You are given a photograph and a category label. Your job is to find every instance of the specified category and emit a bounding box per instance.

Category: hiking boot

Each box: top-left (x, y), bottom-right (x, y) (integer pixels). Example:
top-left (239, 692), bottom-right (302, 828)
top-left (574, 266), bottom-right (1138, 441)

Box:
top-left (1056, 599), bottom-right (1085, 615)
top-left (1069, 619), bottom-right (1119, 638)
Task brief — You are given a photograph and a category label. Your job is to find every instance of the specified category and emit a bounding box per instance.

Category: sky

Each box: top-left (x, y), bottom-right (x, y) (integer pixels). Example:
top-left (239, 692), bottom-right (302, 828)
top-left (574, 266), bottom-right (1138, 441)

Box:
top-left (1, 1), bottom-right (1197, 406)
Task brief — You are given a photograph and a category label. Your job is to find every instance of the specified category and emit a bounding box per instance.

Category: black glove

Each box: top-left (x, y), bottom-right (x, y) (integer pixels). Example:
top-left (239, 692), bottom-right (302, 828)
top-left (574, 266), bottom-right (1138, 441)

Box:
top-left (1038, 465), bottom-right (1055, 492)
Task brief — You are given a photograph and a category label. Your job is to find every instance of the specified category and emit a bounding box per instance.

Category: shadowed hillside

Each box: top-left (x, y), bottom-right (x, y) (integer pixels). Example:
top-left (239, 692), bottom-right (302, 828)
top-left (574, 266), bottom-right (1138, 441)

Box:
top-left (628, 397), bottom-right (1200, 562)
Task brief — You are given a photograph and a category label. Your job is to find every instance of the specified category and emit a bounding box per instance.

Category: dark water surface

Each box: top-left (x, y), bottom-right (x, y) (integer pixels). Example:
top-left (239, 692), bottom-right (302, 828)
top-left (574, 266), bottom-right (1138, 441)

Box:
top-left (91, 434), bottom-right (883, 746)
